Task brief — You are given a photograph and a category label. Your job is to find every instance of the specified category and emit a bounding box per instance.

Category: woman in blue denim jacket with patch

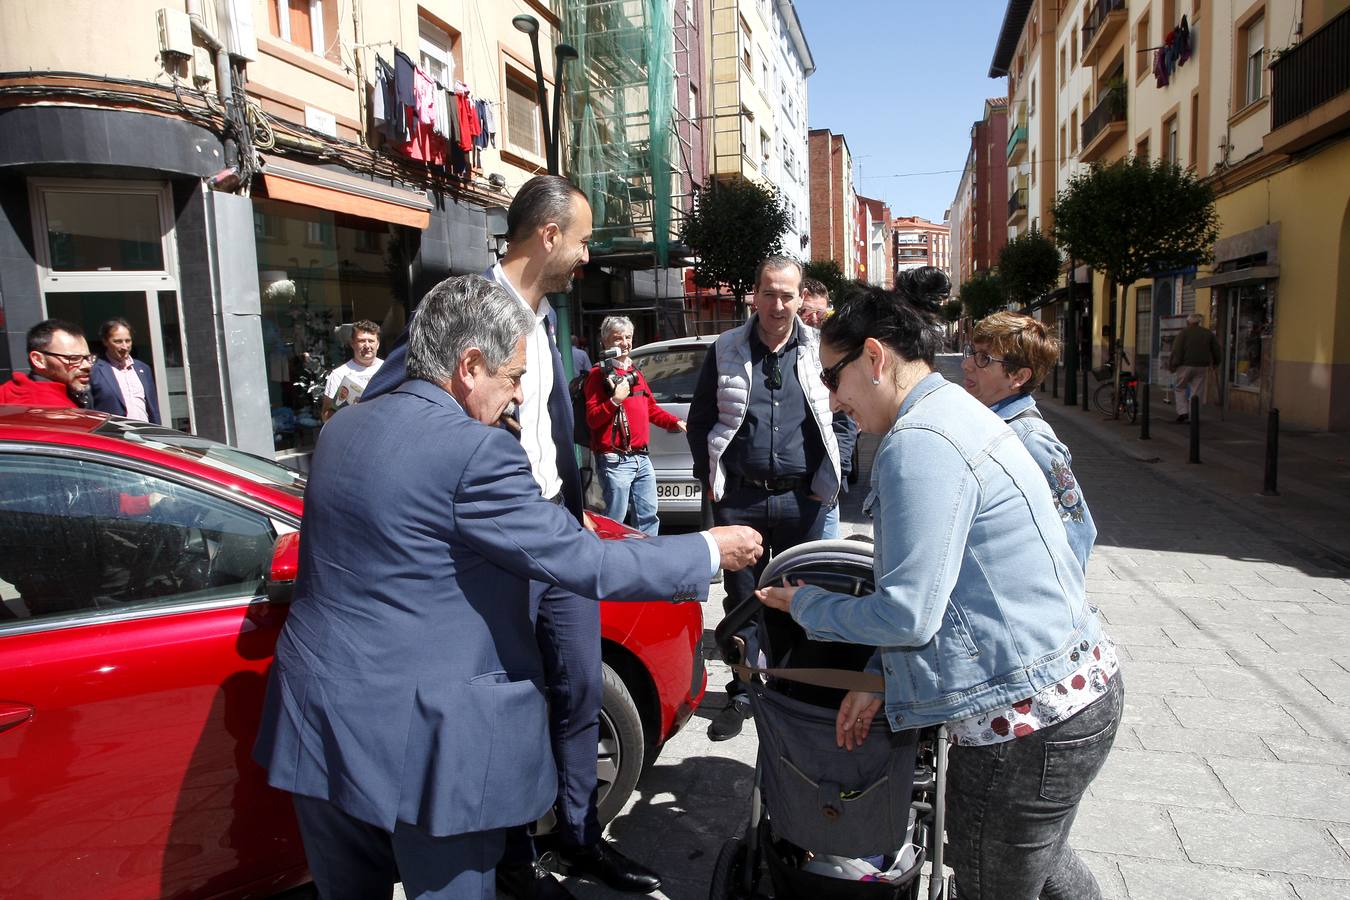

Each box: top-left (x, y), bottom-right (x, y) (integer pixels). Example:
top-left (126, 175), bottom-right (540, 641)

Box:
top-left (961, 311), bottom-right (1096, 571)
top-left (757, 270), bottom-right (1123, 900)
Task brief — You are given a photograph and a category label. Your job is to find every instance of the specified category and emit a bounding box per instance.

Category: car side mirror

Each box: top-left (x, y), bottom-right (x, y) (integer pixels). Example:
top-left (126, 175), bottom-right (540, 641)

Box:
top-left (265, 531), bottom-right (300, 604)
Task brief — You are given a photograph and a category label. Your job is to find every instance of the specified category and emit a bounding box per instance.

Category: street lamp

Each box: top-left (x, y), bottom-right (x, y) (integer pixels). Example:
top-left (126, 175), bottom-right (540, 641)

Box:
top-left (511, 14), bottom-right (576, 176)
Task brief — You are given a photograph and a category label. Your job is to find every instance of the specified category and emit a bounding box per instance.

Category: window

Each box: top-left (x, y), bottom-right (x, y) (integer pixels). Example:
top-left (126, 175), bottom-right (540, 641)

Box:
top-left (1060, 124), bottom-right (1067, 163)
top-left (1136, 135), bottom-right (1151, 160)
top-left (1060, 46), bottom-right (1066, 86)
top-left (740, 17), bottom-right (753, 73)
top-left (42, 190), bottom-right (165, 272)
top-left (1029, 78), bottom-right (1036, 117)
top-left (254, 211), bottom-right (283, 242)
top-left (505, 70), bottom-right (543, 158)
top-left (1071, 27), bottom-right (1078, 63)
top-left (1163, 0), bottom-right (1177, 30)
top-left (1071, 110), bottom-right (1079, 152)
top-left (1163, 114), bottom-right (1179, 165)
top-left (1189, 92), bottom-right (1201, 168)
top-left (1031, 150), bottom-right (1037, 185)
top-left (0, 454), bottom-right (277, 625)
top-left (418, 19), bottom-right (458, 87)
top-left (305, 220), bottom-right (334, 247)
top-left (1136, 11), bottom-right (1151, 81)
top-left (1242, 14), bottom-right (1265, 107)
top-left (689, 83), bottom-right (699, 121)
top-left (760, 129), bottom-right (771, 166)
top-left (269, 0), bottom-right (339, 64)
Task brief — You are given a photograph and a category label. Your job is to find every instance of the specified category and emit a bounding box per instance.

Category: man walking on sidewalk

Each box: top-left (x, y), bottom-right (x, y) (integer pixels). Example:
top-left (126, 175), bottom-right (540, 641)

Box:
top-left (1168, 313), bottom-right (1221, 423)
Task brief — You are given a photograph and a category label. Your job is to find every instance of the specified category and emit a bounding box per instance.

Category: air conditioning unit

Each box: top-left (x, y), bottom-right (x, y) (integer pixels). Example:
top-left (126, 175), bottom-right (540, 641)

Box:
top-left (218, 0), bottom-right (257, 62)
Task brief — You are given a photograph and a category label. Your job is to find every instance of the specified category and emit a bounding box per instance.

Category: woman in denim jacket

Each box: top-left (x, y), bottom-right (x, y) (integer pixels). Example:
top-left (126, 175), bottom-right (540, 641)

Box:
top-left (757, 270), bottom-right (1123, 900)
top-left (961, 311), bottom-right (1097, 571)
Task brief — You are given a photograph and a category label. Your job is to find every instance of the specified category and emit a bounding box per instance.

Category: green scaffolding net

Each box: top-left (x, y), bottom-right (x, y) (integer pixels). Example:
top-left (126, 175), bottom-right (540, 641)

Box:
top-left (564, 0), bottom-right (676, 266)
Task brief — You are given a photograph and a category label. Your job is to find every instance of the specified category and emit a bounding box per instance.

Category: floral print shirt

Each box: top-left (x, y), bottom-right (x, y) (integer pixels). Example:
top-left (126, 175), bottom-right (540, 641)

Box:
top-left (948, 638), bottom-right (1120, 746)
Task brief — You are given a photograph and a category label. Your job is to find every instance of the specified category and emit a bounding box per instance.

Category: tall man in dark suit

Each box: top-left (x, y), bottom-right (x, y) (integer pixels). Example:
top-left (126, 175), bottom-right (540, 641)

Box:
top-left (89, 318), bottom-right (161, 424)
top-left (363, 177), bottom-right (660, 898)
top-left (254, 275), bottom-right (761, 900)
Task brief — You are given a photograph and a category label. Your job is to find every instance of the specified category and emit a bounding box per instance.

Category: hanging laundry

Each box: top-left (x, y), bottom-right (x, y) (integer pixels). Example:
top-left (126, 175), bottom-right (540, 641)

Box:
top-left (454, 86), bottom-right (477, 153)
top-left (1154, 47), bottom-right (1170, 88)
top-left (483, 101), bottom-right (497, 148)
top-left (392, 49), bottom-right (416, 145)
top-left (372, 56), bottom-right (392, 132)
top-left (1176, 15), bottom-right (1193, 66)
top-left (432, 81), bottom-right (451, 139)
top-left (413, 66), bottom-right (437, 126)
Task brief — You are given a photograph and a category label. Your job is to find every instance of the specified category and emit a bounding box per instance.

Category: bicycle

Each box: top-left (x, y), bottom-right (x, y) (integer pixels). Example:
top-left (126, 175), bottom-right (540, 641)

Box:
top-left (1092, 350), bottom-right (1139, 423)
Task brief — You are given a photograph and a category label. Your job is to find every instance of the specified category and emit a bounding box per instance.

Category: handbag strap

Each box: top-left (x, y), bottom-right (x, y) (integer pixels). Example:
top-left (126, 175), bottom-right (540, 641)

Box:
top-left (732, 662), bottom-right (885, 694)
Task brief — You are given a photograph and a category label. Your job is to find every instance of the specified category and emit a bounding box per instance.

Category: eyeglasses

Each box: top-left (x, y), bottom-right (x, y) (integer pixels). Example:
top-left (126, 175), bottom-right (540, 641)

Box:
top-left (40, 350), bottom-right (97, 366)
top-left (762, 351), bottom-right (782, 391)
top-left (962, 345), bottom-right (1010, 369)
top-left (820, 346), bottom-right (864, 392)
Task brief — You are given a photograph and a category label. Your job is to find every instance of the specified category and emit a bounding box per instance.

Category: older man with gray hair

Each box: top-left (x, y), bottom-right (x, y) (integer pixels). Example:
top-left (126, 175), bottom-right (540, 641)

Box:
top-left (254, 275), bottom-right (761, 900)
top-left (1168, 312), bottom-right (1222, 423)
top-left (583, 315), bottom-right (686, 535)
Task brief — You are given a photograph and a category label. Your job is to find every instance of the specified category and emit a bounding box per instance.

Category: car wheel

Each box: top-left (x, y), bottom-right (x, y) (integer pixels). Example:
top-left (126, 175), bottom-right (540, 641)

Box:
top-left (596, 662), bottom-right (645, 825)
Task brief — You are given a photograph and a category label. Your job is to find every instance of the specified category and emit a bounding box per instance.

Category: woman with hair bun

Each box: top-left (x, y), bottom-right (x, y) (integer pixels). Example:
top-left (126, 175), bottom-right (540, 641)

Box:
top-left (962, 311), bottom-right (1097, 570)
top-left (756, 267), bottom-right (1122, 900)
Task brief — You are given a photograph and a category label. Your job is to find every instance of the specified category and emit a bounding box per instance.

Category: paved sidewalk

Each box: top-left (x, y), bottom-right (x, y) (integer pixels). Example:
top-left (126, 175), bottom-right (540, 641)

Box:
top-left (562, 371), bottom-right (1350, 900)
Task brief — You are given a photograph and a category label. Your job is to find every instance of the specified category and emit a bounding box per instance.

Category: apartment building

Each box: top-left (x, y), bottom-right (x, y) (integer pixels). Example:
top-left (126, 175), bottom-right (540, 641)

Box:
top-left (992, 0), bottom-right (1060, 240)
top-left (952, 98), bottom-right (1011, 286)
top-left (949, 161), bottom-right (975, 290)
top-left (807, 128), bottom-right (857, 278)
top-left (990, 0), bottom-right (1350, 429)
top-left (0, 0), bottom-right (567, 454)
top-left (892, 216), bottom-right (952, 280)
top-left (857, 196), bottom-right (894, 288)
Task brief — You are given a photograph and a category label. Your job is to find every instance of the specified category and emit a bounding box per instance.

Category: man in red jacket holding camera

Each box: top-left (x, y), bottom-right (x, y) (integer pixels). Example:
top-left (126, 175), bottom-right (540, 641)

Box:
top-left (583, 316), bottom-right (686, 535)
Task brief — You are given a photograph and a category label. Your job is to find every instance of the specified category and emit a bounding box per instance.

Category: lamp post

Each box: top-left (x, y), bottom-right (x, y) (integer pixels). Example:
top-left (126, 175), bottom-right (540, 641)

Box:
top-left (512, 13), bottom-right (580, 381)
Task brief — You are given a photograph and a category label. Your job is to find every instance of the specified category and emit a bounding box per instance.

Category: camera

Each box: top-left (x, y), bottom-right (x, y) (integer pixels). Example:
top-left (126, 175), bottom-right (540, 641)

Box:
top-left (598, 347), bottom-right (639, 397)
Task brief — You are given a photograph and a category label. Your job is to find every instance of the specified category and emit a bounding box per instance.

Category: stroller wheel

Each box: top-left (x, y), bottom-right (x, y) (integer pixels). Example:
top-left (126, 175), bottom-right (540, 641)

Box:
top-left (709, 837), bottom-right (758, 900)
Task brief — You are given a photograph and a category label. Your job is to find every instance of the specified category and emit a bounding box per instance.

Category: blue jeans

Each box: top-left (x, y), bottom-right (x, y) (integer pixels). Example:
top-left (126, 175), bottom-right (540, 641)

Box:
top-left (822, 502), bottom-right (840, 539)
top-left (597, 452), bottom-right (660, 535)
top-left (945, 671), bottom-right (1124, 900)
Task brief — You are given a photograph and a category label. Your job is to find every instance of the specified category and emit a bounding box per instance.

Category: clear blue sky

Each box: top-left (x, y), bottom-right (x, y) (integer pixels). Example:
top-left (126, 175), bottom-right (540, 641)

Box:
top-left (795, 0), bottom-right (1009, 223)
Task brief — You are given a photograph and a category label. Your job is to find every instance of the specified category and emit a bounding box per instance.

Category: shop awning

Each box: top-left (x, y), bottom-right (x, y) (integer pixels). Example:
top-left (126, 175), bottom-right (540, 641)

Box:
top-left (259, 157), bottom-right (432, 229)
top-left (1194, 265), bottom-right (1280, 289)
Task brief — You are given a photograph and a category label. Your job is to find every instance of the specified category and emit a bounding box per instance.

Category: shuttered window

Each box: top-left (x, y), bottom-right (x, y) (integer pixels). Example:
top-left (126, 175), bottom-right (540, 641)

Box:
top-left (505, 72), bottom-right (541, 158)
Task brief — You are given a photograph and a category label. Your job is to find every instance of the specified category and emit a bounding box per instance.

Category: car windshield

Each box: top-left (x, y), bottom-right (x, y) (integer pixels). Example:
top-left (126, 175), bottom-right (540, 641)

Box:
top-left (93, 420), bottom-right (306, 497)
top-left (634, 347), bottom-right (708, 402)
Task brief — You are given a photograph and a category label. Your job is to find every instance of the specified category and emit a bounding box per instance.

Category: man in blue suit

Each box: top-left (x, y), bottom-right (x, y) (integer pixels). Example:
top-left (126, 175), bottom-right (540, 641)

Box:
top-left (254, 275), bottom-right (761, 900)
top-left (89, 318), bottom-right (161, 424)
top-left (365, 177), bottom-right (659, 898)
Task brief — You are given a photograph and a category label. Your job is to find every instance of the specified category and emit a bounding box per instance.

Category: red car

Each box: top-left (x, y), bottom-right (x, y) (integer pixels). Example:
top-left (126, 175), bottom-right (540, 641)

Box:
top-left (0, 407), bottom-right (705, 899)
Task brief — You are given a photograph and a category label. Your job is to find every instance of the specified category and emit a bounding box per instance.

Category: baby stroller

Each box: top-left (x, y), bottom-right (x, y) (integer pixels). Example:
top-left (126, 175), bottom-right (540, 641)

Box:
top-left (710, 539), bottom-right (951, 900)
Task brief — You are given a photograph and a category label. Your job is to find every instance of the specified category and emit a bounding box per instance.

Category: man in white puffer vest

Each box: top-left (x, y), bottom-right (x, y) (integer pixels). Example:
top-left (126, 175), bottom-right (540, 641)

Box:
top-left (687, 255), bottom-right (848, 741)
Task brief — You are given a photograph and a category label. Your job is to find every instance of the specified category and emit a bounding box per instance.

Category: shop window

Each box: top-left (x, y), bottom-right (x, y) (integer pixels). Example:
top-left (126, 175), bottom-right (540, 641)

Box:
top-left (505, 69), bottom-right (543, 159)
top-left (253, 199), bottom-right (398, 451)
top-left (254, 211), bottom-right (284, 242)
top-left (269, 0), bottom-right (340, 64)
top-left (1239, 13), bottom-right (1266, 108)
top-left (1227, 284), bottom-right (1273, 391)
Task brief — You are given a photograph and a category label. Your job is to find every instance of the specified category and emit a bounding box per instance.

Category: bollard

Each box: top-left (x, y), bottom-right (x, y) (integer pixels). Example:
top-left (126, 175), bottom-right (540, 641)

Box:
top-left (1263, 408), bottom-right (1280, 495)
top-left (1052, 363), bottom-right (1060, 399)
top-left (1139, 381), bottom-right (1150, 440)
top-left (1188, 395), bottom-right (1201, 463)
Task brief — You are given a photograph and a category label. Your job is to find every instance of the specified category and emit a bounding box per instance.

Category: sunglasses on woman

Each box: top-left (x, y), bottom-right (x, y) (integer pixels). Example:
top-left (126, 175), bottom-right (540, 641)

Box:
top-left (820, 346), bottom-right (864, 392)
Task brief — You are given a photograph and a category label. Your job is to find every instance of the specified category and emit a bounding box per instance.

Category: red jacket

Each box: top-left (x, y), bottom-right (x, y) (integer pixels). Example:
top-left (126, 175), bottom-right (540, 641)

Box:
top-left (583, 363), bottom-right (681, 453)
top-left (0, 372), bottom-right (77, 409)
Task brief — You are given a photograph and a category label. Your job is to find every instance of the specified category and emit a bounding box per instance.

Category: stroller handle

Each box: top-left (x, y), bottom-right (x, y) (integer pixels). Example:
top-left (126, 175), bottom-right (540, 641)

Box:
top-left (713, 593), bottom-right (762, 662)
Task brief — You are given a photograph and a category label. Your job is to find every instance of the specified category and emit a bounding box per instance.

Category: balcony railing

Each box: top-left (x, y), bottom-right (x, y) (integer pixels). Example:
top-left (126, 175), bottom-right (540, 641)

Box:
top-left (1008, 188), bottom-right (1028, 220)
top-left (1082, 88), bottom-right (1127, 150)
top-left (1007, 122), bottom-right (1028, 160)
top-left (1081, 0), bottom-right (1126, 63)
top-left (1270, 8), bottom-right (1350, 130)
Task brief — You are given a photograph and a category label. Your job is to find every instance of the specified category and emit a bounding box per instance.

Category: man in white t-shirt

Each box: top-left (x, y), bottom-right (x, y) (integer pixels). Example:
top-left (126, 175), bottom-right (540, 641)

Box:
top-left (321, 320), bottom-right (383, 422)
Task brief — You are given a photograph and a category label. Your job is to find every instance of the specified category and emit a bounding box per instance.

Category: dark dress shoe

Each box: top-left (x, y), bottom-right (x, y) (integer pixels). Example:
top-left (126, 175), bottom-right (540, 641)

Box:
top-left (496, 861), bottom-right (577, 900)
top-left (554, 838), bottom-right (662, 894)
top-left (707, 696), bottom-right (752, 742)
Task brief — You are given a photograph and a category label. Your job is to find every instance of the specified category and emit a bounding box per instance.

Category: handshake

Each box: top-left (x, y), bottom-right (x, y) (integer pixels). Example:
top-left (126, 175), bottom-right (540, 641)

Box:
top-left (707, 525), bottom-right (764, 572)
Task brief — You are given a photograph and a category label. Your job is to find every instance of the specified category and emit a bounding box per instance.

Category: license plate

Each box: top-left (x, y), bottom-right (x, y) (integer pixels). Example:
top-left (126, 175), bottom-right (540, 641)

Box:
top-left (656, 481), bottom-right (702, 500)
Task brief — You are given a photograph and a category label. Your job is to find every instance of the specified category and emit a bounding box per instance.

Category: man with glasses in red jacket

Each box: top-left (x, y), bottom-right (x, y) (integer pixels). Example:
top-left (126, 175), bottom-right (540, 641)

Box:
top-left (0, 319), bottom-right (94, 409)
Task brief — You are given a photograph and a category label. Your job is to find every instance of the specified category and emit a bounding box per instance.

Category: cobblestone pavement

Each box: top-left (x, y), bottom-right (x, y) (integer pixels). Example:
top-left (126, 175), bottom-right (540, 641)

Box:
top-left (559, 364), bottom-right (1350, 900)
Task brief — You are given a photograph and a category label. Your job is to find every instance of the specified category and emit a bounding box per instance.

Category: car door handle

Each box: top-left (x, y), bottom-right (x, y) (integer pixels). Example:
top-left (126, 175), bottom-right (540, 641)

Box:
top-left (0, 702), bottom-right (35, 735)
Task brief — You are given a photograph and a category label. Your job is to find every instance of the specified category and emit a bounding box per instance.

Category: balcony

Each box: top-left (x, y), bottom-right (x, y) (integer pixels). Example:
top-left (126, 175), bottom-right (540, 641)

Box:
top-left (1007, 120), bottom-right (1028, 162)
top-left (1265, 8), bottom-right (1350, 155)
top-left (1081, 88), bottom-right (1127, 161)
top-left (1007, 186), bottom-right (1028, 224)
top-left (1081, 0), bottom-right (1127, 67)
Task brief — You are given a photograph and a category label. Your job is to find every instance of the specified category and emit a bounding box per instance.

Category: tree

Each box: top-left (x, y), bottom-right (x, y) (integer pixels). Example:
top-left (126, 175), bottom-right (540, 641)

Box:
top-left (940, 299), bottom-right (963, 323)
top-left (959, 272), bottom-right (1005, 321)
top-left (998, 229), bottom-right (1061, 310)
top-left (1052, 156), bottom-right (1219, 415)
top-left (803, 259), bottom-right (847, 300)
top-left (681, 180), bottom-right (790, 310)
